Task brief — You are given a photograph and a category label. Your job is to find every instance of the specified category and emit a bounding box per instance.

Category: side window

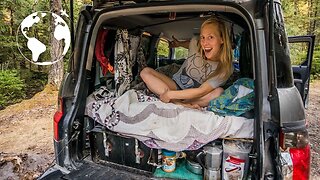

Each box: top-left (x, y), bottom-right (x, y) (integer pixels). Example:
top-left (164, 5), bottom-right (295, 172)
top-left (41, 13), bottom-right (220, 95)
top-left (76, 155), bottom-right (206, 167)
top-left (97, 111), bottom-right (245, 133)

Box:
top-left (288, 36), bottom-right (315, 104)
top-left (156, 39), bottom-right (188, 67)
top-left (289, 42), bottom-right (309, 66)
top-left (157, 39), bottom-right (169, 60)
top-left (173, 47), bottom-right (188, 60)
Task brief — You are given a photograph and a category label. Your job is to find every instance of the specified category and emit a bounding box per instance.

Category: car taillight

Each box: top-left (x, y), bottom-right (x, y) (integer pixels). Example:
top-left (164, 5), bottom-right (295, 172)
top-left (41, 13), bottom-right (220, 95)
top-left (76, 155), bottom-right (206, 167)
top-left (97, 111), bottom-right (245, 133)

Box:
top-left (54, 97), bottom-right (63, 141)
top-left (280, 130), bottom-right (310, 180)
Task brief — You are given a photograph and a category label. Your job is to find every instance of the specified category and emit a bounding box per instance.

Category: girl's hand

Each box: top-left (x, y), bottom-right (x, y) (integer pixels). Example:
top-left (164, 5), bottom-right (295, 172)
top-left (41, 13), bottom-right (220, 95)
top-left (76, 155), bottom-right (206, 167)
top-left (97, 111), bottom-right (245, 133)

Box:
top-left (181, 103), bottom-right (201, 110)
top-left (172, 101), bottom-right (201, 110)
top-left (160, 90), bottom-right (171, 103)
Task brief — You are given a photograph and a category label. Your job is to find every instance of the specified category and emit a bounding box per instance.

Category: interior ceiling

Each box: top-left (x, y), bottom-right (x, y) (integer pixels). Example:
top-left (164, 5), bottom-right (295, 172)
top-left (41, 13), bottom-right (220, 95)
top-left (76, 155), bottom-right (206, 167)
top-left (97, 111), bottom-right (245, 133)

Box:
top-left (145, 18), bottom-right (203, 40)
top-left (103, 11), bottom-right (246, 41)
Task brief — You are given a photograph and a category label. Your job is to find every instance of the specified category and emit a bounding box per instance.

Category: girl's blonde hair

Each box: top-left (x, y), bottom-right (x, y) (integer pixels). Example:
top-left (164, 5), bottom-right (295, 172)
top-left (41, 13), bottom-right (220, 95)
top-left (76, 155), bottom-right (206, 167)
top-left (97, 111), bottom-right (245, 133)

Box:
top-left (199, 17), bottom-right (233, 82)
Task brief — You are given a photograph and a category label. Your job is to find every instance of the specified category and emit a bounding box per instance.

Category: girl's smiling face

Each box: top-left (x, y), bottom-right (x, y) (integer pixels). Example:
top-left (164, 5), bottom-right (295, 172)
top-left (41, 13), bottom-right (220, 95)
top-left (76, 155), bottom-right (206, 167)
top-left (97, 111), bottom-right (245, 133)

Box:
top-left (200, 23), bottom-right (224, 61)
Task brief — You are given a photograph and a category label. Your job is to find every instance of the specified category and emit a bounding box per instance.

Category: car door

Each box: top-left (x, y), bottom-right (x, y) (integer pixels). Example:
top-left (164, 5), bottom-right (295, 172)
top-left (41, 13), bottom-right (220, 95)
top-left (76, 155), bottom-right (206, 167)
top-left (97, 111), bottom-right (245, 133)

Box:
top-left (288, 35), bottom-right (315, 107)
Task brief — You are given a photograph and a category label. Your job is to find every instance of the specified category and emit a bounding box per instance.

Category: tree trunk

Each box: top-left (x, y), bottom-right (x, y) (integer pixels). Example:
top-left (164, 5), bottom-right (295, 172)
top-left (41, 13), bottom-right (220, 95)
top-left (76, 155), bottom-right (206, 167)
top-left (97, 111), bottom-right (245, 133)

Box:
top-left (9, 6), bottom-right (18, 69)
top-left (293, 0), bottom-right (298, 15)
top-left (308, 0), bottom-right (312, 34)
top-left (311, 0), bottom-right (318, 35)
top-left (38, 64), bottom-right (42, 72)
top-left (48, 0), bottom-right (64, 89)
top-left (20, 59), bottom-right (26, 69)
top-left (10, 8), bottom-right (14, 36)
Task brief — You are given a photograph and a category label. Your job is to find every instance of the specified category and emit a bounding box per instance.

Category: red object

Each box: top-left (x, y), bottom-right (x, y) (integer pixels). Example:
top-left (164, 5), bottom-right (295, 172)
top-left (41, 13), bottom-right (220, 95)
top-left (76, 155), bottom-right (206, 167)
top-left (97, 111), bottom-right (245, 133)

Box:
top-left (290, 144), bottom-right (311, 180)
top-left (95, 29), bottom-right (114, 75)
top-left (53, 97), bottom-right (63, 141)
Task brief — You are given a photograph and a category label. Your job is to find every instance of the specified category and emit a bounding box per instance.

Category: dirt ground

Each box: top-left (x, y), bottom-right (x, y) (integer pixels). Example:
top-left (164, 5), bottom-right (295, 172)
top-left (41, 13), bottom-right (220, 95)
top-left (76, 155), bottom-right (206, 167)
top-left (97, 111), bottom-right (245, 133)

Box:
top-left (0, 81), bottom-right (319, 179)
top-left (0, 85), bottom-right (56, 179)
top-left (305, 80), bottom-right (320, 178)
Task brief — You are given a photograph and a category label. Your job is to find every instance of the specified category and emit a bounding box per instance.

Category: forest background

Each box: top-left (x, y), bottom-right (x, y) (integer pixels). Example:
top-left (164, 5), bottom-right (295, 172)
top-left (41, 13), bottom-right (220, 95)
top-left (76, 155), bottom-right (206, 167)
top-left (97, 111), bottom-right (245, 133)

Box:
top-left (0, 0), bottom-right (319, 109)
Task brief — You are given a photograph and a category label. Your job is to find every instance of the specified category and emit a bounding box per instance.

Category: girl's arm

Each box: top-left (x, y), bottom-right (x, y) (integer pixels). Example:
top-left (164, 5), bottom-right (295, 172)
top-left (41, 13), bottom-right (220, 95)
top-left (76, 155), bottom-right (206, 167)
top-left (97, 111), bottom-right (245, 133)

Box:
top-left (160, 82), bottom-right (214, 102)
top-left (169, 36), bottom-right (190, 49)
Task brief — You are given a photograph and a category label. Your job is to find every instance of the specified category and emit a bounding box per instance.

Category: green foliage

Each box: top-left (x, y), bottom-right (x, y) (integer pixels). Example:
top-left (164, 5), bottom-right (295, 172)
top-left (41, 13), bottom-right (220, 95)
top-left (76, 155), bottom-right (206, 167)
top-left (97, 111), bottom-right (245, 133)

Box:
top-left (0, 35), bottom-right (19, 65)
top-left (157, 40), bottom-right (188, 60)
top-left (289, 42), bottom-right (308, 65)
top-left (175, 47), bottom-right (188, 60)
top-left (157, 40), bottom-right (169, 58)
top-left (311, 46), bottom-right (320, 79)
top-left (282, 0), bottom-right (309, 36)
top-left (282, 0), bottom-right (320, 79)
top-left (19, 69), bottom-right (48, 98)
top-left (0, 70), bottom-right (25, 109)
top-left (0, 0), bottom-right (86, 108)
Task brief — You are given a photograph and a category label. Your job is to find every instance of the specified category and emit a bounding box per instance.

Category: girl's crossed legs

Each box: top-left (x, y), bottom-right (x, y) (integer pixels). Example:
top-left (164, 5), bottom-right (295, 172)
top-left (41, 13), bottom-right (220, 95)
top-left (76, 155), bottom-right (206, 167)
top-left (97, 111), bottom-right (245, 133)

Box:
top-left (140, 67), bottom-right (178, 95)
top-left (140, 67), bottom-right (223, 108)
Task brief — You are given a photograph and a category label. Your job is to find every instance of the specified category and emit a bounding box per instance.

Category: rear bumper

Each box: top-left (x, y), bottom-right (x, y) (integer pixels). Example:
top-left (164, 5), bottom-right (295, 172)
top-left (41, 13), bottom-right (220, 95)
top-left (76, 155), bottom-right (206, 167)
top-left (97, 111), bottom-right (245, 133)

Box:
top-left (38, 164), bottom-right (69, 180)
top-left (39, 160), bottom-right (153, 180)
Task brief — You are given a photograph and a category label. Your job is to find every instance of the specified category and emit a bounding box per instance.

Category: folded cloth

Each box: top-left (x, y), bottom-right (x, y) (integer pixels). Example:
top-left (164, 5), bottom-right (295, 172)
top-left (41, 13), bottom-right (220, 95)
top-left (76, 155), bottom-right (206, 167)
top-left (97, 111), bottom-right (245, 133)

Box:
top-left (207, 78), bottom-right (254, 116)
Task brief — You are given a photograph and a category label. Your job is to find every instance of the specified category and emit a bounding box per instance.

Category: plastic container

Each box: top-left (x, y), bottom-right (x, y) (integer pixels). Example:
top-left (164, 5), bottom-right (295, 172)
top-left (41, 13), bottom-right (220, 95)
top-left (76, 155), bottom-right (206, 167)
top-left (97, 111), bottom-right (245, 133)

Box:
top-left (222, 139), bottom-right (252, 180)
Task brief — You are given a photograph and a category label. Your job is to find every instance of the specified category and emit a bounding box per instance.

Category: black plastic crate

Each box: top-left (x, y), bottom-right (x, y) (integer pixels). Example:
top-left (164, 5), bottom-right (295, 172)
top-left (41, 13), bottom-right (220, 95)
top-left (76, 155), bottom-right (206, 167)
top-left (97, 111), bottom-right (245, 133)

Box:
top-left (90, 126), bottom-right (159, 172)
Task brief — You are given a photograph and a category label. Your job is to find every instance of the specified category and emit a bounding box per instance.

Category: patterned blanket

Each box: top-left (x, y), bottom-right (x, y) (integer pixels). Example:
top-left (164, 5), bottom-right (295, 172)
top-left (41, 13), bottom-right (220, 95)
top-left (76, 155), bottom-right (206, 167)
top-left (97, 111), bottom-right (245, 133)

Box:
top-left (85, 87), bottom-right (253, 151)
top-left (208, 78), bottom-right (254, 116)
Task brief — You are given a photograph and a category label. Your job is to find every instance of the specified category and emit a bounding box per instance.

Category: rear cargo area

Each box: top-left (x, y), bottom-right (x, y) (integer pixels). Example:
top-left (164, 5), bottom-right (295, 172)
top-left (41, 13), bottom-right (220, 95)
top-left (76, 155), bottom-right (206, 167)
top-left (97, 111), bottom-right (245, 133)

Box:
top-left (81, 8), bottom-right (255, 179)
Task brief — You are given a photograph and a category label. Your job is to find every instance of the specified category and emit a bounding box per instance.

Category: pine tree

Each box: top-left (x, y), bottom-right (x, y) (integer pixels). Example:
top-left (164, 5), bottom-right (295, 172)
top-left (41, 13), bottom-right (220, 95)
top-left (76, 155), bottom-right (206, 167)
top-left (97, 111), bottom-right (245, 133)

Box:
top-left (48, 0), bottom-right (64, 89)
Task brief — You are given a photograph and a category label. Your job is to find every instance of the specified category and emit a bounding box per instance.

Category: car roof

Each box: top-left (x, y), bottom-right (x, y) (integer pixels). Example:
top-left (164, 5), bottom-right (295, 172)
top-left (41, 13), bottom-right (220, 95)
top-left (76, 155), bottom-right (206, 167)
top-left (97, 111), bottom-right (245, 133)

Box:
top-left (92, 0), bottom-right (263, 7)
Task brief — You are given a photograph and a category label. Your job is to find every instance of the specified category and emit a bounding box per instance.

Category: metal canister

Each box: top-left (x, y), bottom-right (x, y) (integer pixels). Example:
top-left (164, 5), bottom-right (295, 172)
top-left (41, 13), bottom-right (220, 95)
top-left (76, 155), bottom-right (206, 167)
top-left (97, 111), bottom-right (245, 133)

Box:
top-left (196, 144), bottom-right (223, 180)
top-left (162, 150), bottom-right (177, 173)
top-left (204, 168), bottom-right (221, 180)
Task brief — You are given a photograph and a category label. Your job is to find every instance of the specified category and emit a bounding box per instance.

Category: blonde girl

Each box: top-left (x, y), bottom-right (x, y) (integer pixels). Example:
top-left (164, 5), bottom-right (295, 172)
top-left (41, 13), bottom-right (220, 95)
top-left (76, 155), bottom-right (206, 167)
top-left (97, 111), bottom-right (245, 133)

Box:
top-left (140, 17), bottom-right (233, 108)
